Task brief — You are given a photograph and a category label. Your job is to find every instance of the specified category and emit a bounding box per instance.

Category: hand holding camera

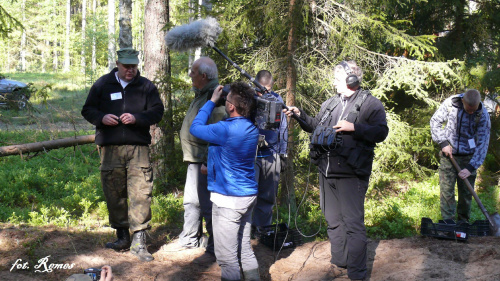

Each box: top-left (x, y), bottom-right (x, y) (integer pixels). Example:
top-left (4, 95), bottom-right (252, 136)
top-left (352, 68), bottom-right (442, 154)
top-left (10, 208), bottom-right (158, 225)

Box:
top-left (211, 85), bottom-right (225, 104)
top-left (83, 265), bottom-right (113, 281)
top-left (211, 84), bottom-right (231, 107)
top-left (100, 265), bottom-right (113, 281)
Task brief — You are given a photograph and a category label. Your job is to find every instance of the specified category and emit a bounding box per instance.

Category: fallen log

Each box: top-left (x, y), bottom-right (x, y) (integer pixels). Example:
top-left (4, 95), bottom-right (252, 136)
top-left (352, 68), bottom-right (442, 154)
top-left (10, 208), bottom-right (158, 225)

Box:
top-left (0, 135), bottom-right (95, 157)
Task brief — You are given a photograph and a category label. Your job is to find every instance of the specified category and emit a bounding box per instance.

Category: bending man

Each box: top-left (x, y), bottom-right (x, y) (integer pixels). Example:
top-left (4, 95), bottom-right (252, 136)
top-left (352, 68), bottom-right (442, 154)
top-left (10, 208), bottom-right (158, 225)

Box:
top-left (430, 89), bottom-right (490, 222)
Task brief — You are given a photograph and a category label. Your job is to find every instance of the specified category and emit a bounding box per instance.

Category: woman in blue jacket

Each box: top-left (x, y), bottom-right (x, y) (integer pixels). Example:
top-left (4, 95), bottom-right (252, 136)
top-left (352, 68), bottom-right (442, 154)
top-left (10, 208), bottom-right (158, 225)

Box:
top-left (190, 82), bottom-right (260, 281)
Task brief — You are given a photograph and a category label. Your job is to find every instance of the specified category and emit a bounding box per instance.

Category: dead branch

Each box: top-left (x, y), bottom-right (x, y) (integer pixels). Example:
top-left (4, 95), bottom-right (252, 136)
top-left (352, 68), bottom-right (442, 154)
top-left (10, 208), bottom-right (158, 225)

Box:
top-left (0, 135), bottom-right (95, 157)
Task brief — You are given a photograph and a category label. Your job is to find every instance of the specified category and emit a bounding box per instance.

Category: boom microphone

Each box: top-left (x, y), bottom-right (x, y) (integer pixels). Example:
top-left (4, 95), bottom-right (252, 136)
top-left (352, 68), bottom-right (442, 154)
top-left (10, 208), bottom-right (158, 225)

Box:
top-left (165, 17), bottom-right (222, 51)
top-left (165, 17), bottom-right (313, 132)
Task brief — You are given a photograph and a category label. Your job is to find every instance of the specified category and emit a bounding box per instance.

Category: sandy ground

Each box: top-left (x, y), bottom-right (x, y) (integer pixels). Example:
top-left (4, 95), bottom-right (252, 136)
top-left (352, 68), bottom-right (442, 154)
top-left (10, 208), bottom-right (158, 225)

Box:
top-left (1, 224), bottom-right (500, 281)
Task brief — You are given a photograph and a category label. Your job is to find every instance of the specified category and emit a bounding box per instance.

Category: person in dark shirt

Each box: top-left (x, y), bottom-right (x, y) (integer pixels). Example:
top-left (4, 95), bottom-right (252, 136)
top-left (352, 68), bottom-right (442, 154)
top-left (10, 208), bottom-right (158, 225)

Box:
top-left (284, 60), bottom-right (388, 280)
top-left (81, 48), bottom-right (164, 262)
top-left (251, 70), bottom-right (288, 234)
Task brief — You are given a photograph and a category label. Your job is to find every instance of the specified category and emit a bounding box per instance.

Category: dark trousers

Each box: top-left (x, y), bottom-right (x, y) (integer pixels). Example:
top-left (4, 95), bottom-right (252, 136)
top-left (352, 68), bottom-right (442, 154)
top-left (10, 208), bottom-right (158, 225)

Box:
top-left (252, 154), bottom-right (281, 227)
top-left (319, 174), bottom-right (368, 280)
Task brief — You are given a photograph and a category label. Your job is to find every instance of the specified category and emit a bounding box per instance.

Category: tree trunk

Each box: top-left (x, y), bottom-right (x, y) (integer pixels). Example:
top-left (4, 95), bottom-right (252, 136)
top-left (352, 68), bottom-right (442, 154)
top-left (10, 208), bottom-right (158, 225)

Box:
top-left (63, 0), bottom-right (71, 72)
top-left (81, 0), bottom-right (87, 73)
top-left (91, 0), bottom-right (97, 72)
top-left (0, 135), bottom-right (96, 157)
top-left (53, 40), bottom-right (58, 71)
top-left (143, 0), bottom-right (171, 181)
top-left (108, 0), bottom-right (116, 71)
top-left (143, 0), bottom-right (168, 81)
top-left (7, 41), bottom-right (11, 72)
top-left (20, 0), bottom-right (26, 72)
top-left (132, 0), bottom-right (145, 72)
top-left (119, 0), bottom-right (133, 49)
top-left (41, 41), bottom-right (47, 73)
top-left (281, 0), bottom-right (302, 213)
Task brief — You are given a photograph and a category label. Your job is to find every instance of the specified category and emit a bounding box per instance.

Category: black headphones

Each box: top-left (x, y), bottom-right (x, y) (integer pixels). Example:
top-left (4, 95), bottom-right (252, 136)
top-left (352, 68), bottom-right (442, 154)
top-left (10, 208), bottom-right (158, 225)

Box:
top-left (339, 61), bottom-right (360, 89)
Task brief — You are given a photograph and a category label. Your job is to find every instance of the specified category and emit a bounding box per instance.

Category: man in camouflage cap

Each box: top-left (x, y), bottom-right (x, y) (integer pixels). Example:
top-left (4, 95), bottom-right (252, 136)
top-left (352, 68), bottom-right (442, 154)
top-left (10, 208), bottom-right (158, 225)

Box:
top-left (82, 48), bottom-right (164, 262)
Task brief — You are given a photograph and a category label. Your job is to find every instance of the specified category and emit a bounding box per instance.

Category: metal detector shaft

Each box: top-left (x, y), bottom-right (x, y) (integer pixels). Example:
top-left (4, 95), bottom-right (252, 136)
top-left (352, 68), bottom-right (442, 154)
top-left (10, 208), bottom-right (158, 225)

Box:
top-left (450, 157), bottom-right (500, 236)
top-left (211, 46), bottom-right (314, 132)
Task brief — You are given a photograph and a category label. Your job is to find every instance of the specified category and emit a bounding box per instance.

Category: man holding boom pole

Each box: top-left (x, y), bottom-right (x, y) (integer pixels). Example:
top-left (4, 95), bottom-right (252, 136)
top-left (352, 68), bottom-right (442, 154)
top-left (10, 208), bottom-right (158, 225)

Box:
top-left (176, 57), bottom-right (225, 257)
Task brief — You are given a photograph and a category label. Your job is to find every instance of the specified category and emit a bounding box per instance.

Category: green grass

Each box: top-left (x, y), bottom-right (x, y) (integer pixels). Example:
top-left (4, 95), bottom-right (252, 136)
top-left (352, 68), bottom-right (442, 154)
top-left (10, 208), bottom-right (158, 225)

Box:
top-left (1, 71), bottom-right (89, 125)
top-left (364, 174), bottom-right (500, 239)
top-left (278, 169), bottom-right (499, 240)
top-left (0, 130), bottom-right (184, 228)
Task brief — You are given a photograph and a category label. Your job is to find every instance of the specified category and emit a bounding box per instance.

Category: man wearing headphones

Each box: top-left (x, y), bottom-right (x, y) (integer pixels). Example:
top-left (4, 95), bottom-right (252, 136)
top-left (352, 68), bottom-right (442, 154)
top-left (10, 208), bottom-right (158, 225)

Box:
top-left (284, 60), bottom-right (388, 280)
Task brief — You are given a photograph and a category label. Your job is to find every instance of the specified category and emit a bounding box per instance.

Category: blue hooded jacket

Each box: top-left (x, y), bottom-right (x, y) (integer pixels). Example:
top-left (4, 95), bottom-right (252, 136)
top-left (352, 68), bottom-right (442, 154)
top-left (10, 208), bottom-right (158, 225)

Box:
top-left (190, 101), bottom-right (259, 196)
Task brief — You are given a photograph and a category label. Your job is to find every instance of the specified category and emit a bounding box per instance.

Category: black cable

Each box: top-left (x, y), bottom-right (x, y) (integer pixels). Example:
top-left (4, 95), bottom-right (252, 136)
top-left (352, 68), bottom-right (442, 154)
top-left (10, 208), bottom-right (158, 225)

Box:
top-left (294, 156), bottom-right (323, 238)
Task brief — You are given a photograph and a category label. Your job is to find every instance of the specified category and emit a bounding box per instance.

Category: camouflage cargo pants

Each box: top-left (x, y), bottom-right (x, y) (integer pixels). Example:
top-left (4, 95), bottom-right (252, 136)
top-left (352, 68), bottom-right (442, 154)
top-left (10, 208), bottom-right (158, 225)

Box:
top-left (439, 154), bottom-right (476, 222)
top-left (100, 145), bottom-right (153, 232)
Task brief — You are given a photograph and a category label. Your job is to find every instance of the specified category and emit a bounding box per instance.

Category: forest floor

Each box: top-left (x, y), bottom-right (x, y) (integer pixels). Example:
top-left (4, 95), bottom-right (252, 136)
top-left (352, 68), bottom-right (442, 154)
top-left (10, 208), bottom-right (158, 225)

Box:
top-left (1, 224), bottom-right (500, 281)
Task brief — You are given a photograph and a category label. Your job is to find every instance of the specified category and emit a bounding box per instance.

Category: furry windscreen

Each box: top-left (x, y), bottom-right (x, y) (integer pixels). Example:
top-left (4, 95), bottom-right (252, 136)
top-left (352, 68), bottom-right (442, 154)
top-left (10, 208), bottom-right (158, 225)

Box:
top-left (165, 17), bottom-right (222, 51)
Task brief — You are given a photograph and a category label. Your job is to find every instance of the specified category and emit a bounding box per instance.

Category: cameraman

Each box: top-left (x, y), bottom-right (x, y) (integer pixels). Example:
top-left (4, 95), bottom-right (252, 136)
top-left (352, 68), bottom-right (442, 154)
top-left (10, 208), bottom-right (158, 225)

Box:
top-left (252, 70), bottom-right (288, 233)
top-left (284, 60), bottom-right (388, 281)
top-left (190, 82), bottom-right (260, 281)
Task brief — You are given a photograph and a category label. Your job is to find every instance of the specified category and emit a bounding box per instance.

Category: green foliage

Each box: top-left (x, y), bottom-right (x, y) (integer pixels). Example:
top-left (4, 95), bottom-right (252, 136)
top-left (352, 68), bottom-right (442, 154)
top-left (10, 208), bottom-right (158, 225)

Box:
top-left (364, 173), bottom-right (500, 239)
top-left (0, 133), bottom-right (103, 222)
top-left (373, 59), bottom-right (463, 105)
top-left (28, 206), bottom-right (72, 227)
top-left (0, 3), bottom-right (23, 38)
top-left (366, 202), bottom-right (416, 239)
top-left (372, 111), bottom-right (437, 184)
top-left (0, 0), bottom-right (115, 73)
top-left (482, 68), bottom-right (500, 92)
top-left (0, 127), bottom-right (185, 229)
top-left (81, 8), bottom-right (111, 85)
top-left (96, 201), bottom-right (109, 220)
top-left (150, 193), bottom-right (183, 225)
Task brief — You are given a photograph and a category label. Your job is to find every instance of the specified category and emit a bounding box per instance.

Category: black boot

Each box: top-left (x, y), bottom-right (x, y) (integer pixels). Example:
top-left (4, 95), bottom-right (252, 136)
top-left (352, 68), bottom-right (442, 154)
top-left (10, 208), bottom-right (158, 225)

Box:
top-left (130, 230), bottom-right (154, 262)
top-left (105, 228), bottom-right (131, 250)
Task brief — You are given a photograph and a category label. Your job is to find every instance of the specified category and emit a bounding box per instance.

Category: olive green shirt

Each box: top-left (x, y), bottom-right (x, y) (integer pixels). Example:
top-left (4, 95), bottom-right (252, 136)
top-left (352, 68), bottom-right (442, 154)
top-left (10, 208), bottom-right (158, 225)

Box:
top-left (180, 79), bottom-right (226, 163)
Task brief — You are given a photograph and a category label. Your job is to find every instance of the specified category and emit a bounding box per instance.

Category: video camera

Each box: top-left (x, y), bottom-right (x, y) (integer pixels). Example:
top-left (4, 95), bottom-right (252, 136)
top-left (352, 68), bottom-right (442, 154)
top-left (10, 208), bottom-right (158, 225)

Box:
top-left (84, 268), bottom-right (101, 281)
top-left (219, 84), bottom-right (283, 130)
top-left (210, 47), bottom-right (313, 132)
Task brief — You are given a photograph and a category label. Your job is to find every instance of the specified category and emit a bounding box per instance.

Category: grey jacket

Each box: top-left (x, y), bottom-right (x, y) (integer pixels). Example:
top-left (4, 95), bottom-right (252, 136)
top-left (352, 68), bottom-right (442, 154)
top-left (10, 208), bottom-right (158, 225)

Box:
top-left (430, 93), bottom-right (491, 171)
top-left (180, 79), bottom-right (226, 163)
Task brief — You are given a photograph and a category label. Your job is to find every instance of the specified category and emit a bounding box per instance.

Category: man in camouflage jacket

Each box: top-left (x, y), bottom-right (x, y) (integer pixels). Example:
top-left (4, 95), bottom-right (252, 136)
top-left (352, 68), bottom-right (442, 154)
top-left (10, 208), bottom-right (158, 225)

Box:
top-left (430, 89), bottom-right (491, 222)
